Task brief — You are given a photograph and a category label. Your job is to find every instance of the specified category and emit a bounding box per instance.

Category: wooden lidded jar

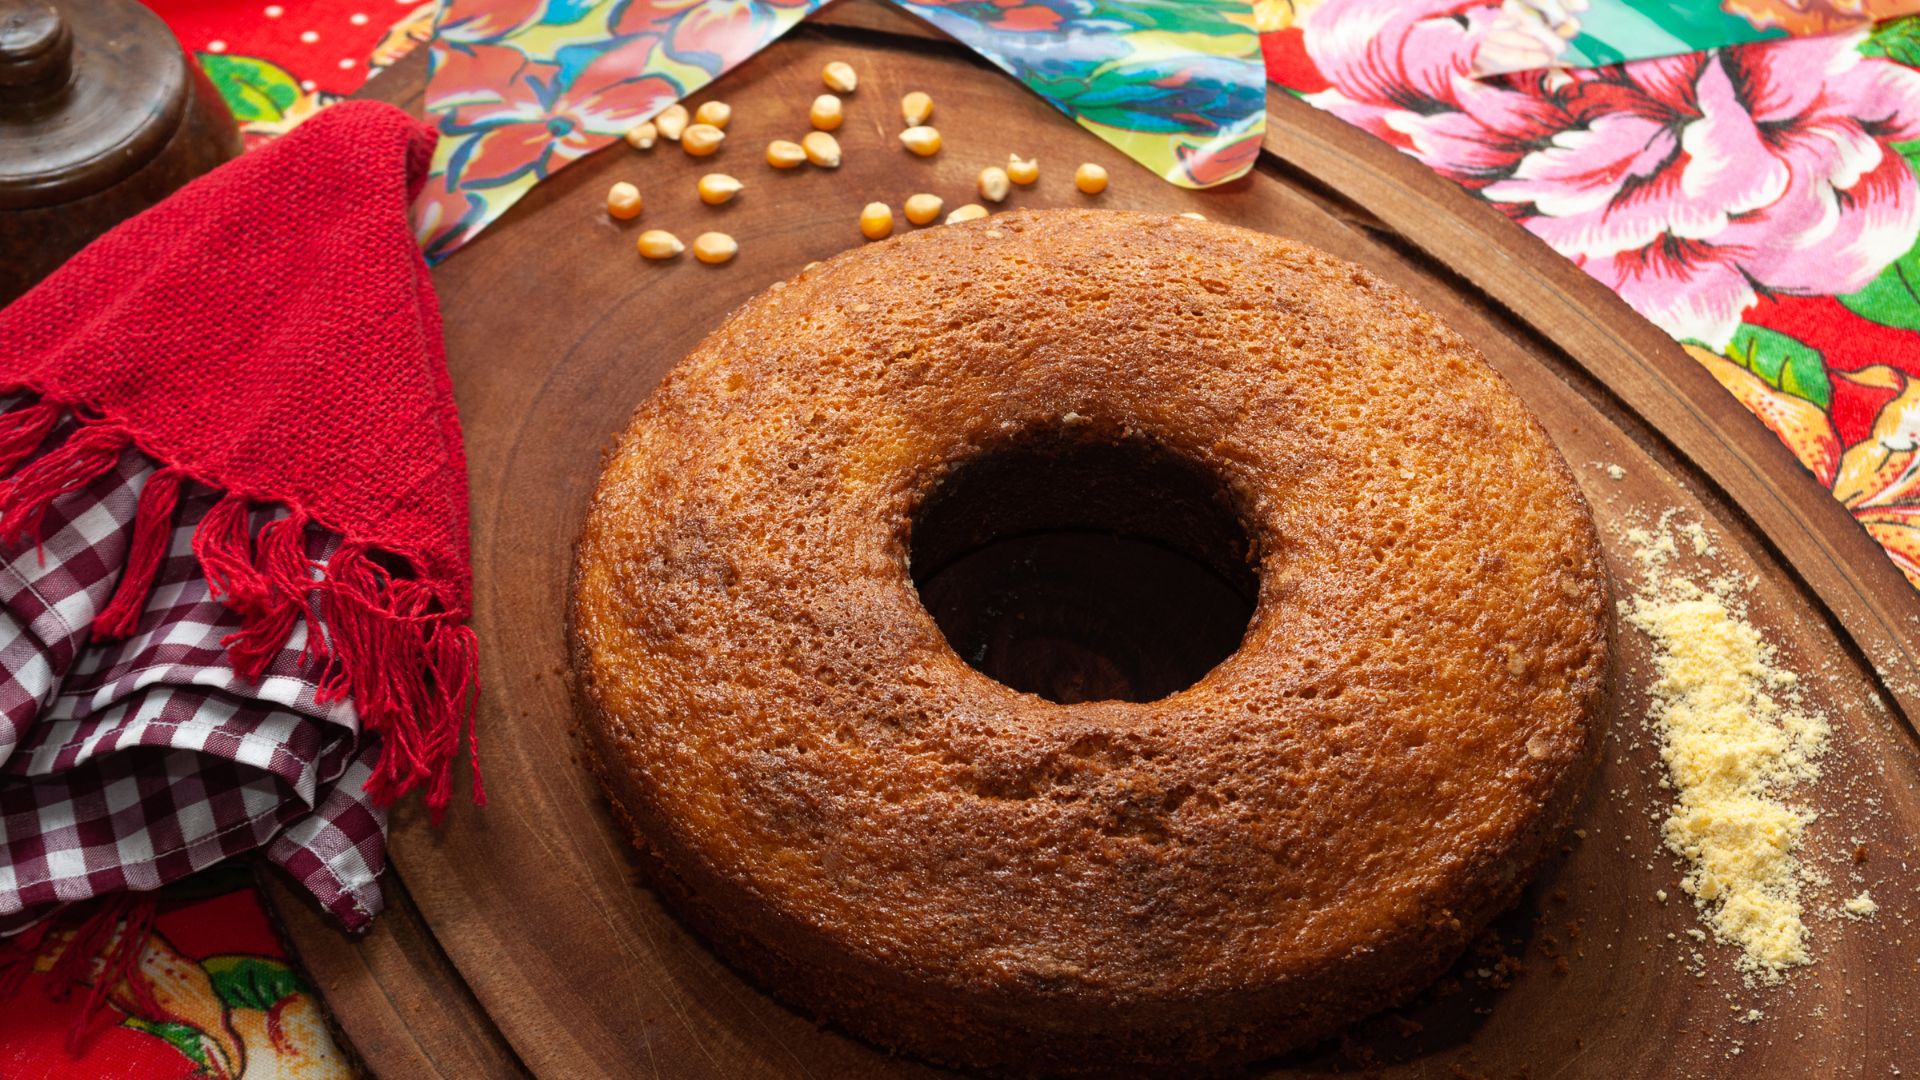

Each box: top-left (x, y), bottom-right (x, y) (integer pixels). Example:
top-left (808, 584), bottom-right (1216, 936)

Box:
top-left (0, 0), bottom-right (241, 305)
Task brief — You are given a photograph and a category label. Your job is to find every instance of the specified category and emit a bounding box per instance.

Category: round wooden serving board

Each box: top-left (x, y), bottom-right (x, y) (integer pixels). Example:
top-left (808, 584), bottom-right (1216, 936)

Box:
top-left (272, 5), bottom-right (1920, 1075)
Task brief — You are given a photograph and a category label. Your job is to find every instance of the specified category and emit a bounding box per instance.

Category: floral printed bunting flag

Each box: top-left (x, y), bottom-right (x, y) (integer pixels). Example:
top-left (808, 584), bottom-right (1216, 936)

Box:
top-left (890, 1), bottom-right (1267, 187)
top-left (415, 0), bottom-right (1268, 261)
top-left (415, 0), bottom-right (833, 261)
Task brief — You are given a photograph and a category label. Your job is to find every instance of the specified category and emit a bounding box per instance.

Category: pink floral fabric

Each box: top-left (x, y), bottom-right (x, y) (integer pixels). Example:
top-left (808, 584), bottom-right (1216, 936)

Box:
top-left (1268, 3), bottom-right (1920, 587)
top-left (1302, 1), bottom-right (1920, 348)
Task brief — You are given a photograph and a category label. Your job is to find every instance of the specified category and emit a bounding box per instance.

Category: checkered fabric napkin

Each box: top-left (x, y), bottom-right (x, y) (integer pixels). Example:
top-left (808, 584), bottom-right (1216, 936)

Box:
top-left (0, 410), bottom-right (387, 933)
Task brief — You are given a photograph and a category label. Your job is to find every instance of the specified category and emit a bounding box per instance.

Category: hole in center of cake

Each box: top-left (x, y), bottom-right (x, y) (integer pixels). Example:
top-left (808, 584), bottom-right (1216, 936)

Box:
top-left (908, 434), bottom-right (1258, 705)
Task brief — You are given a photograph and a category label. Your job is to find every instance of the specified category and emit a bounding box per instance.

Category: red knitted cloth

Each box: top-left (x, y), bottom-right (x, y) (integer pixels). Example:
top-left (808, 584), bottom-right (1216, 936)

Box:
top-left (0, 100), bottom-right (478, 817)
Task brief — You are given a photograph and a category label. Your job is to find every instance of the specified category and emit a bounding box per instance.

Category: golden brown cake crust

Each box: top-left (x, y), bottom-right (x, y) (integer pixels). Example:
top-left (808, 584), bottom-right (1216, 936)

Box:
top-left (570, 209), bottom-right (1611, 1075)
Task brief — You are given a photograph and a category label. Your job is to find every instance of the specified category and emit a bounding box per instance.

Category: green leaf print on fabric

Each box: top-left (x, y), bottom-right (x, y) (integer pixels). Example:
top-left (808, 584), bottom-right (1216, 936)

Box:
top-left (204, 955), bottom-right (309, 1012)
top-left (1837, 140), bottom-right (1920, 332)
top-left (195, 53), bottom-right (303, 125)
top-left (1861, 15), bottom-right (1920, 66)
top-left (1721, 325), bottom-right (1834, 410)
top-left (122, 1018), bottom-right (214, 1071)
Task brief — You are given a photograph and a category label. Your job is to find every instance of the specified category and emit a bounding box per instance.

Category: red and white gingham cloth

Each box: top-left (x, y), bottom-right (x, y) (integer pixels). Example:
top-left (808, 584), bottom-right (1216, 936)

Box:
top-left (0, 406), bottom-right (386, 932)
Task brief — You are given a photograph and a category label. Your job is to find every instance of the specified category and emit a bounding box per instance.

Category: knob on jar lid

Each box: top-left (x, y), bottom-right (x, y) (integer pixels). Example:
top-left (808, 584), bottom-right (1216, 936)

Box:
top-left (0, 1), bottom-right (73, 90)
top-left (0, 0), bottom-right (190, 210)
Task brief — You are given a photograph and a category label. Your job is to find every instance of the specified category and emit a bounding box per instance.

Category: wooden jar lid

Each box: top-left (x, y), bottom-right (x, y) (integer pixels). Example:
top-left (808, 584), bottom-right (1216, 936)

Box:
top-left (0, 0), bottom-right (189, 210)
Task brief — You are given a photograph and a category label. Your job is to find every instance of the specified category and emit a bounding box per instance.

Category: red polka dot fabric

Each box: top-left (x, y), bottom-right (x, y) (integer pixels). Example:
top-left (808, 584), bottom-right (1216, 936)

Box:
top-left (152, 0), bottom-right (437, 145)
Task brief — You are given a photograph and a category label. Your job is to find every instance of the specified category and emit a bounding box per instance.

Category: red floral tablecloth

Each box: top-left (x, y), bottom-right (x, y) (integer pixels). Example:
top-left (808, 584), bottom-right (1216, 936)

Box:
top-left (150, 0), bottom-right (436, 147)
top-left (0, 865), bottom-right (344, 1078)
top-left (7, 3), bottom-right (1919, 1078)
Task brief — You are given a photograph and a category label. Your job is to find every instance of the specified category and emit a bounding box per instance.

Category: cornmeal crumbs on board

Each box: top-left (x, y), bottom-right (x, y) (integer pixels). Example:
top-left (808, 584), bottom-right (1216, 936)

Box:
top-left (1622, 515), bottom-right (1831, 983)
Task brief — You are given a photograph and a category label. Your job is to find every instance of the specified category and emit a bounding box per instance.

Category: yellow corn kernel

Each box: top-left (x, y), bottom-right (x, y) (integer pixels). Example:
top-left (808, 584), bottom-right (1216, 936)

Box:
top-left (693, 101), bottom-right (731, 130)
top-left (944, 203), bottom-right (988, 224)
top-left (899, 125), bottom-right (940, 156)
top-left (802, 130), bottom-right (841, 168)
top-left (766, 139), bottom-right (806, 168)
top-left (698, 173), bottom-right (743, 205)
top-left (637, 229), bottom-right (683, 259)
top-left (606, 182), bottom-right (643, 220)
top-left (1006, 154), bottom-right (1038, 185)
top-left (903, 193), bottom-right (943, 226)
top-left (859, 201), bottom-right (894, 241)
top-left (822, 60), bottom-right (858, 93)
top-left (693, 231), bottom-right (737, 264)
top-left (978, 166), bottom-right (1010, 203)
top-left (624, 122), bottom-right (657, 150)
top-left (809, 94), bottom-right (843, 132)
top-left (655, 103), bottom-right (689, 141)
top-left (681, 123), bottom-right (725, 156)
top-left (1074, 162), bottom-right (1108, 194)
top-left (900, 91), bottom-right (933, 126)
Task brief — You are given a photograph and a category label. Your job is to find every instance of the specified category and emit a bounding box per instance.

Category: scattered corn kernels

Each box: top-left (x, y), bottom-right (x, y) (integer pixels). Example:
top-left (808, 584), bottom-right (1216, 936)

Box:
top-left (900, 91), bottom-right (933, 126)
top-left (810, 94), bottom-right (843, 131)
top-left (822, 60), bottom-right (858, 93)
top-left (655, 103), bottom-right (689, 141)
top-left (1074, 162), bottom-right (1108, 194)
top-left (802, 130), bottom-right (841, 168)
top-left (693, 101), bottom-right (731, 130)
top-left (624, 122), bottom-right (657, 150)
top-left (899, 126), bottom-right (941, 156)
top-left (766, 139), bottom-right (806, 168)
top-left (693, 231), bottom-right (737, 264)
top-left (978, 166), bottom-right (1010, 203)
top-left (860, 201), bottom-right (894, 241)
top-left (606, 182), bottom-right (643, 220)
top-left (903, 193), bottom-right (943, 226)
top-left (1007, 154), bottom-right (1038, 185)
top-left (698, 173), bottom-right (744, 205)
top-left (637, 229), bottom-right (683, 259)
top-left (682, 124), bottom-right (725, 156)
top-left (945, 203), bottom-right (988, 224)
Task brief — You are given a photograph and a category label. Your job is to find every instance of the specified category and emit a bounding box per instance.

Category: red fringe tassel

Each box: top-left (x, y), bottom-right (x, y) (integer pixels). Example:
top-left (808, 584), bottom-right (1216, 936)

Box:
top-left (46, 895), bottom-right (161, 1055)
top-left (93, 467), bottom-right (185, 640)
top-left (0, 400), bottom-right (59, 475)
top-left (0, 421), bottom-right (129, 546)
top-left (0, 916), bottom-right (55, 1005)
top-left (0, 405), bottom-right (481, 818)
top-left (0, 400), bottom-right (483, 1042)
top-left (218, 513), bottom-right (311, 677)
top-left (313, 546), bottom-right (483, 822)
top-left (0, 894), bottom-right (161, 1055)
top-left (192, 492), bottom-right (273, 617)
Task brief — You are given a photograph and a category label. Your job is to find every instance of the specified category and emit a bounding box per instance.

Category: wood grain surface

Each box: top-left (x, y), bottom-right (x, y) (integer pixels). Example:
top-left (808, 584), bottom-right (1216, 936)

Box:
top-left (279, 5), bottom-right (1920, 1076)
